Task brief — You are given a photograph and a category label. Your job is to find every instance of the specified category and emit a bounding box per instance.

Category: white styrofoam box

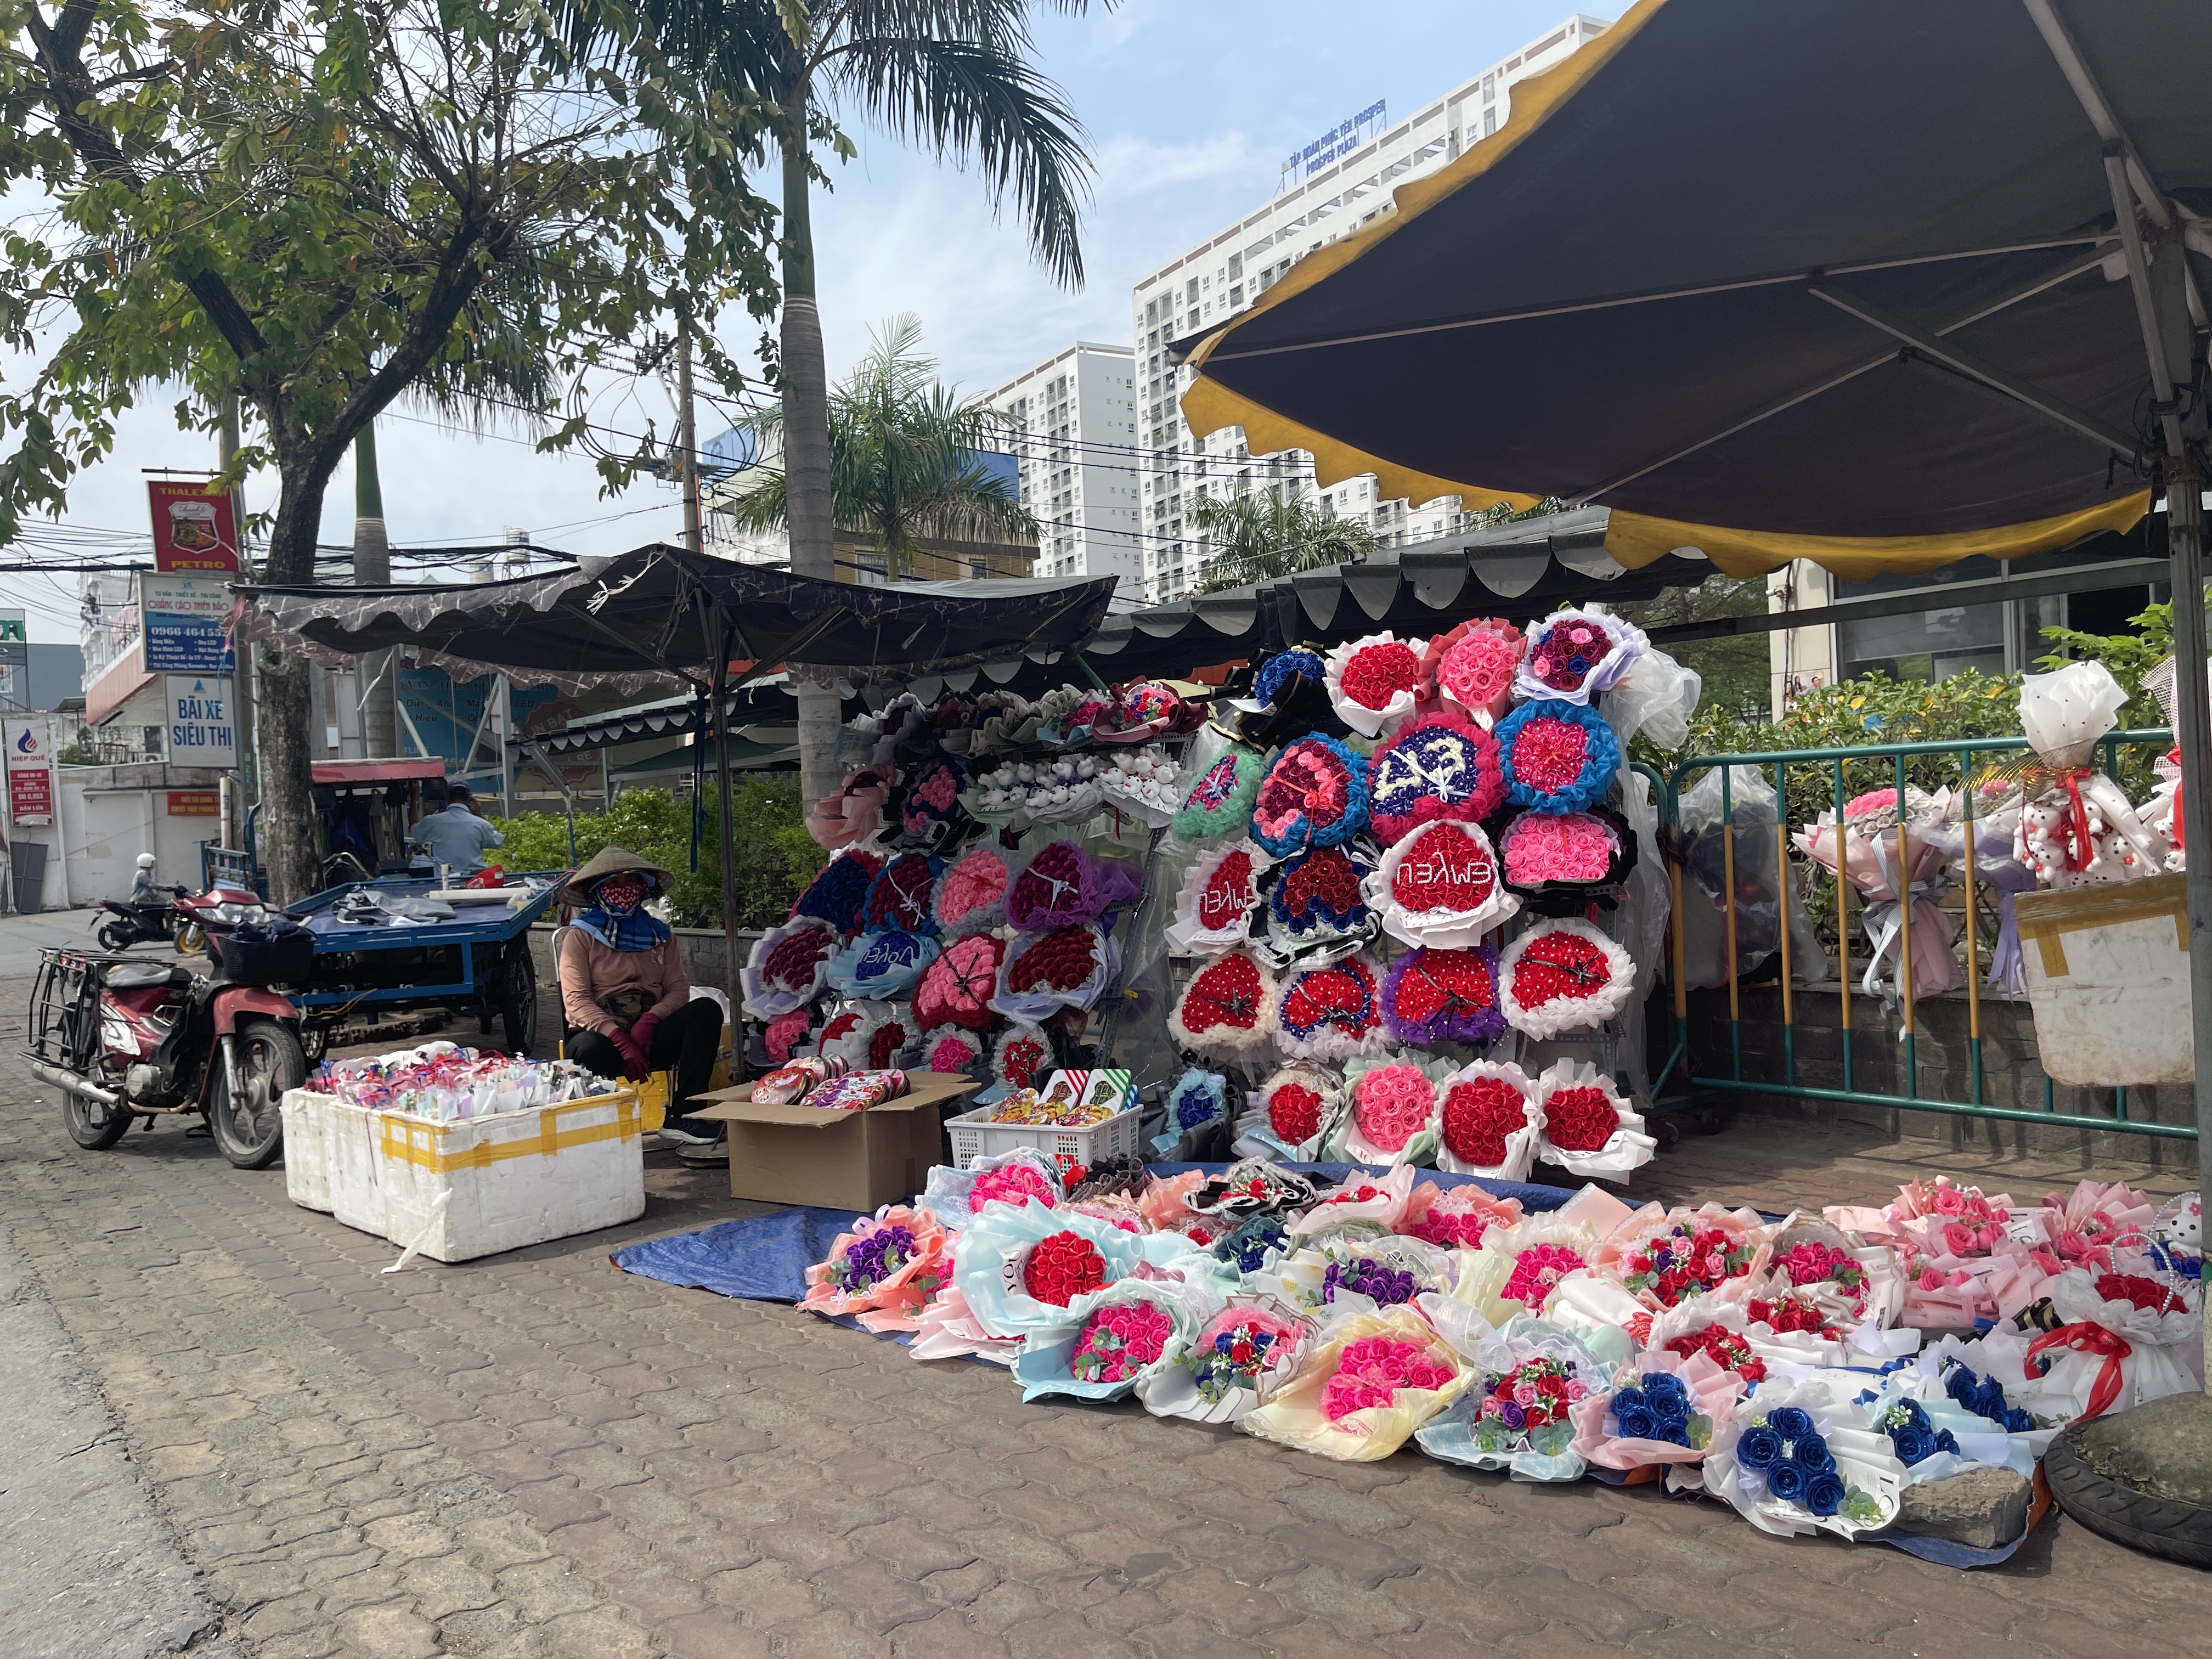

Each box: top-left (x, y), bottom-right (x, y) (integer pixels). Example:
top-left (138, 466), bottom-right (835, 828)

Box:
top-left (944, 1101), bottom-right (1143, 1171)
top-left (2014, 874), bottom-right (2193, 1086)
top-left (280, 1082), bottom-right (648, 1263)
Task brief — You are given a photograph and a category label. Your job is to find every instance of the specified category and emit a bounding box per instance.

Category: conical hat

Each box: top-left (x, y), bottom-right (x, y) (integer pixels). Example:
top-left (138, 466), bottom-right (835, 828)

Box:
top-left (560, 844), bottom-right (675, 907)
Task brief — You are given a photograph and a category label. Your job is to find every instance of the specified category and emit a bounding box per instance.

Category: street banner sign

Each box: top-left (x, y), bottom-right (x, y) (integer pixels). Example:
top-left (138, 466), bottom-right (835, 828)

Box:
top-left (167, 790), bottom-right (221, 816)
top-left (140, 574), bottom-right (236, 673)
top-left (5, 719), bottom-right (55, 825)
top-left (148, 479), bottom-right (241, 572)
top-left (163, 676), bottom-right (236, 769)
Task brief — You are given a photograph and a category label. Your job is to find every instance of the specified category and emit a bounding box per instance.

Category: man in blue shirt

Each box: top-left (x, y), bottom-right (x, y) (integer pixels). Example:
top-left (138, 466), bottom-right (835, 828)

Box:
top-left (410, 786), bottom-right (505, 875)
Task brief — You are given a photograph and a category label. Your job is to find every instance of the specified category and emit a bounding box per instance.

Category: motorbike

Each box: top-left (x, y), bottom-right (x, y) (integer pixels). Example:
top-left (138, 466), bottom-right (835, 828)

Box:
top-left (95, 887), bottom-right (186, 952)
top-left (24, 900), bottom-right (307, 1168)
top-left (172, 882), bottom-right (276, 964)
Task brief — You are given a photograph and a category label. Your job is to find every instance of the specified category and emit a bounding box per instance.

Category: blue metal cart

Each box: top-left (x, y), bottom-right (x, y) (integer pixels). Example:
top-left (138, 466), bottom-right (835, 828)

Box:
top-left (283, 874), bottom-right (568, 1057)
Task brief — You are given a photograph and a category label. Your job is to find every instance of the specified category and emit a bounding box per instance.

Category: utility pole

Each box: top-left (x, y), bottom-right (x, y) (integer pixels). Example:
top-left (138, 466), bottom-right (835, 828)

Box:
top-left (219, 393), bottom-right (258, 854)
top-left (353, 419), bottom-right (397, 758)
top-left (678, 328), bottom-right (704, 556)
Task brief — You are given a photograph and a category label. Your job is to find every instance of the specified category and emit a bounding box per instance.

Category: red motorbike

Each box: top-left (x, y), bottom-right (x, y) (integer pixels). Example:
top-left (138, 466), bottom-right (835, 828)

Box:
top-left (24, 920), bottom-right (306, 1167)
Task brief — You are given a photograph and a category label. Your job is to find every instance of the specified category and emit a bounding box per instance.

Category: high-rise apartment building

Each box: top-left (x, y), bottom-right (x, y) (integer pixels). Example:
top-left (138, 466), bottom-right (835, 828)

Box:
top-left (1129, 14), bottom-right (1611, 601)
top-left (981, 342), bottom-right (1143, 593)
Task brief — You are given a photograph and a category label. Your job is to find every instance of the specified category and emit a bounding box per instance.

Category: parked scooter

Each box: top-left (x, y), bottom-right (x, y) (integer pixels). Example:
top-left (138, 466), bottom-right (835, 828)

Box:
top-left (23, 934), bottom-right (307, 1169)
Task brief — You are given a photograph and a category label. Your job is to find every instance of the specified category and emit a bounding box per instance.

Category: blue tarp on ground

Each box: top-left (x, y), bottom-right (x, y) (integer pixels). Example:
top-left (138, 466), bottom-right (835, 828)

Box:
top-left (611, 1163), bottom-right (1580, 1304)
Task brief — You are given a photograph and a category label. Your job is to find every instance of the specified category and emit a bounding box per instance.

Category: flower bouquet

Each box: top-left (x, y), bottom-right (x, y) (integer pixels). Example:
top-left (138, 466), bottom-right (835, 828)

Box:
top-left (1159, 1069), bottom-right (1232, 1152)
top-left (1164, 839), bottom-right (1272, 957)
top-left (1644, 1299), bottom-right (1768, 1388)
top-left (1275, 954), bottom-right (1390, 1060)
top-left (1703, 1385), bottom-right (1904, 1540)
top-left (2039, 1177), bottom-right (2161, 1272)
top-left (1496, 699), bottom-right (1621, 815)
top-left (917, 1146), bottom-right (1064, 1228)
top-left (907, 1276), bottom-right (1025, 1365)
top-left (1367, 712), bottom-right (1506, 843)
top-left (1240, 1306), bottom-right (1469, 1462)
top-left (951, 1203), bottom-right (1156, 1342)
top-left (825, 929), bottom-right (939, 1001)
top-left (1379, 944), bottom-right (1507, 1047)
top-left (990, 1022), bottom-right (1054, 1092)
top-left (1530, 1058), bottom-right (1654, 1178)
top-left (1366, 819), bottom-right (1520, 949)
top-left (1431, 1060), bottom-right (1541, 1181)
top-left (861, 851), bottom-right (944, 937)
top-left (1588, 1202), bottom-right (1770, 1315)
top-left (1870, 1329), bottom-right (2066, 1474)
top-left (1262, 844), bottom-right (1380, 965)
top-left (816, 1000), bottom-right (913, 1074)
top-left (790, 849), bottom-right (885, 936)
top-left (932, 843), bottom-right (1013, 938)
top-left (1250, 735), bottom-right (1372, 857)
top-left (801, 1206), bottom-right (954, 1331)
top-left (1013, 1279), bottom-right (1202, 1403)
top-left (1513, 605), bottom-right (1646, 707)
top-left (1414, 1313), bottom-right (1613, 1481)
top-left (1212, 1211), bottom-right (1295, 1277)
top-left (1497, 806), bottom-right (1637, 917)
top-left (1792, 810), bottom-right (1960, 1004)
top-left (1007, 841), bottom-right (1143, 933)
top-left (1186, 1158), bottom-right (1323, 1223)
top-left (1323, 631), bottom-right (1425, 738)
top-left (995, 923), bottom-right (1120, 1022)
top-left (1234, 1062), bottom-right (1344, 1162)
top-left (921, 1027), bottom-right (985, 1076)
top-left (1766, 1216), bottom-right (1897, 1328)
top-left (1846, 1175), bottom-right (2052, 1327)
top-left (806, 763), bottom-right (895, 851)
top-left (1172, 742), bottom-right (1271, 843)
top-left (1568, 1350), bottom-right (1743, 1474)
top-left (1457, 1214), bottom-right (1601, 1327)
top-left (2029, 1266), bottom-right (2203, 1423)
top-left (1499, 917), bottom-right (1637, 1040)
top-left (1286, 1163), bottom-right (1419, 1236)
top-left (1136, 1298), bottom-right (1314, 1425)
top-left (1419, 617), bottom-right (1523, 728)
top-left (1264, 1226), bottom-right (1457, 1317)
top-left (1739, 1288), bottom-right (1854, 1369)
top-left (741, 916), bottom-right (840, 1018)
top-left (1401, 1178), bottom-right (1524, 1252)
top-left (1328, 1054), bottom-right (1453, 1168)
top-left (912, 933), bottom-right (1005, 1032)
top-left (1168, 950), bottom-right (1280, 1059)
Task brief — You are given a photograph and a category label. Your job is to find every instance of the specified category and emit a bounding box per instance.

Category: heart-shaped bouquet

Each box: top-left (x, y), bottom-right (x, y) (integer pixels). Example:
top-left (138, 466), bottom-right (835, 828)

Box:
top-left (1168, 951), bottom-right (1280, 1058)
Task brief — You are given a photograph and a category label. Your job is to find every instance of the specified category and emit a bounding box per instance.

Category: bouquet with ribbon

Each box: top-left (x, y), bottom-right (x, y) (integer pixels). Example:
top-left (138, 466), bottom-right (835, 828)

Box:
top-left (2007, 662), bottom-right (2166, 887)
top-left (2028, 1266), bottom-right (2203, 1424)
top-left (800, 1205), bottom-right (953, 1329)
top-left (1240, 1306), bottom-right (1469, 1462)
top-left (1135, 1297), bottom-right (1313, 1425)
top-left (1794, 792), bottom-right (1960, 1007)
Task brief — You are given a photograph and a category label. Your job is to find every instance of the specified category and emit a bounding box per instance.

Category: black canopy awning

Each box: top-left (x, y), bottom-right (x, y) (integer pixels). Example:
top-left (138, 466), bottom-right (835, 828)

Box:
top-left (1181, 0), bottom-right (2211, 579)
top-left (234, 545), bottom-right (1118, 695)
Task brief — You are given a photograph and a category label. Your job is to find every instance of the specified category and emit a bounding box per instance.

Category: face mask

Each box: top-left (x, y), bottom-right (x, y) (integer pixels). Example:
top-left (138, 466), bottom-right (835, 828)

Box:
top-left (594, 874), bottom-right (649, 915)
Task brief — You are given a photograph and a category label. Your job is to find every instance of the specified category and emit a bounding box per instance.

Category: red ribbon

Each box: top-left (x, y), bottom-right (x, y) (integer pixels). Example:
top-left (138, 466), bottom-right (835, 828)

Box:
top-left (2026, 1321), bottom-right (2132, 1422)
top-left (2168, 747), bottom-right (2186, 851)
top-left (2051, 768), bottom-right (2097, 871)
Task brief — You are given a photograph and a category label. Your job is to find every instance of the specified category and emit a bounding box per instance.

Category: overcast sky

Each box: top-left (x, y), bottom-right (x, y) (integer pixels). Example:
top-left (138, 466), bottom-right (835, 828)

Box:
top-left (10, 2), bottom-right (1604, 644)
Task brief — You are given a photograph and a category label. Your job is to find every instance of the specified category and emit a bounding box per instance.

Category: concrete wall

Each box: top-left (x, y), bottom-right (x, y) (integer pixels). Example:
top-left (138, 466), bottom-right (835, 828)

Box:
top-left (3, 763), bottom-right (230, 912)
top-left (1683, 980), bottom-right (2196, 1175)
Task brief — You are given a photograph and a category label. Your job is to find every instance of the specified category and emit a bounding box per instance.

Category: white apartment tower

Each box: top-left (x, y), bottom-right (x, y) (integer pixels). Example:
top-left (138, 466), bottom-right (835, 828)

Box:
top-left (1130, 14), bottom-right (1611, 601)
top-left (983, 342), bottom-right (1143, 594)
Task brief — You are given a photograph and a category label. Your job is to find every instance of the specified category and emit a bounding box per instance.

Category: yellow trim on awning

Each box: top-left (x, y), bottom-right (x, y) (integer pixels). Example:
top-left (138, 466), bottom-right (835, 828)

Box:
top-left (1604, 490), bottom-right (2153, 581)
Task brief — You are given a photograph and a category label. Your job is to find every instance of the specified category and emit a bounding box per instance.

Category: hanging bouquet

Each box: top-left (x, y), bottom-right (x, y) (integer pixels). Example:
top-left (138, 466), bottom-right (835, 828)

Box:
top-left (825, 929), bottom-right (939, 1001)
top-left (932, 844), bottom-right (1013, 939)
top-left (1420, 616), bottom-right (1523, 727)
top-left (1172, 742), bottom-right (1271, 843)
top-left (1431, 1060), bottom-right (1542, 1181)
top-left (1530, 1058), bottom-right (1654, 1178)
top-left (1793, 809), bottom-right (1960, 1004)
top-left (741, 916), bottom-right (840, 1018)
top-left (1167, 950), bottom-right (1280, 1059)
top-left (1012, 1280), bottom-right (1201, 1403)
top-left (1328, 1053), bottom-right (1452, 1167)
top-left (1367, 819), bottom-right (1519, 949)
top-left (1379, 943), bottom-right (1506, 1048)
top-left (1324, 631), bottom-right (1425, 738)
top-left (1235, 1062), bottom-right (1344, 1162)
top-left (1499, 917), bottom-right (1637, 1040)
top-left (1401, 1178), bottom-right (1524, 1251)
top-left (1367, 711), bottom-right (1507, 843)
top-left (1250, 735), bottom-right (1372, 858)
top-left (789, 849), bottom-right (884, 938)
top-left (1241, 1307), bottom-right (1469, 1462)
top-left (1137, 1299), bottom-right (1313, 1425)
top-left (2007, 662), bottom-right (2167, 887)
top-left (1513, 605), bottom-right (1646, 707)
top-left (1496, 699), bottom-right (1621, 815)
top-left (1164, 839), bottom-right (1271, 957)
top-left (800, 1206), bottom-right (954, 1329)
top-left (995, 923), bottom-right (1120, 1022)
top-left (1262, 843), bottom-right (1380, 963)
top-left (1275, 955), bottom-right (1390, 1060)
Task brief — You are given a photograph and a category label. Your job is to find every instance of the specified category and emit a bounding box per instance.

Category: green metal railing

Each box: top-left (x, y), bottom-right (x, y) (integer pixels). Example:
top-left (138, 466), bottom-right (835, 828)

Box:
top-left (1648, 729), bottom-right (2193, 1141)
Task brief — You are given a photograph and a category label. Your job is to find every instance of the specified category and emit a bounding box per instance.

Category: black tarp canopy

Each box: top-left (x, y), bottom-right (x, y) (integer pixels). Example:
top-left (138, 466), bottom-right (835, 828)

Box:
top-left (1181, 0), bottom-right (2211, 580)
top-left (235, 544), bottom-right (1117, 695)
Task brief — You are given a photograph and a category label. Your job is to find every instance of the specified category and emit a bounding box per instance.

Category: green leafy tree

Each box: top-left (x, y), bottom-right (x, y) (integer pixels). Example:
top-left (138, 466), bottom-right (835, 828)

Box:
top-left (607, 0), bottom-right (1102, 811)
top-left (1190, 487), bottom-right (1376, 592)
top-left (720, 313), bottom-right (1031, 576)
top-left (1611, 574), bottom-right (1772, 727)
top-left (2035, 595), bottom-right (2209, 729)
top-left (0, 0), bottom-right (781, 899)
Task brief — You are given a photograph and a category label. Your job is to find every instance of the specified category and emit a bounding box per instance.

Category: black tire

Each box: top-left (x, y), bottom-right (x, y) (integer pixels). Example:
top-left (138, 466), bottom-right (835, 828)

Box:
top-left (498, 943), bottom-right (539, 1056)
top-left (2046, 1430), bottom-right (2212, 1567)
top-left (95, 921), bottom-right (132, 953)
top-left (61, 1085), bottom-right (132, 1150)
top-left (210, 1018), bottom-right (304, 1170)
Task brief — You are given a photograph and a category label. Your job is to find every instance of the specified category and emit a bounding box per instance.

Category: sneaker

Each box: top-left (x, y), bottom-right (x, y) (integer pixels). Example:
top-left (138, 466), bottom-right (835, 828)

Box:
top-left (658, 1122), bottom-right (718, 1148)
top-left (676, 1133), bottom-right (729, 1165)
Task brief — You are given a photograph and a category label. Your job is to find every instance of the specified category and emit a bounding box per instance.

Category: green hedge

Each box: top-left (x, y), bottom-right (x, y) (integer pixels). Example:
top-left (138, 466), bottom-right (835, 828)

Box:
top-left (490, 778), bottom-right (825, 929)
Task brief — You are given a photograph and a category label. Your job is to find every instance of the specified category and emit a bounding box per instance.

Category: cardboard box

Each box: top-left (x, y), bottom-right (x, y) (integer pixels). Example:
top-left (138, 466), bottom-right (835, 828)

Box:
top-left (691, 1072), bottom-right (986, 1211)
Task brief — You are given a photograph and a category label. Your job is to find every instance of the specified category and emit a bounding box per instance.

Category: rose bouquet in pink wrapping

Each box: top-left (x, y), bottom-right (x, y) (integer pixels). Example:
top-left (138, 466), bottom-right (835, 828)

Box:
top-left (802, 1206), bottom-right (953, 1330)
top-left (1847, 1176), bottom-right (2058, 1326)
top-left (1400, 1180), bottom-right (1524, 1252)
top-left (1793, 815), bottom-right (1960, 1001)
top-left (1136, 1170), bottom-right (1214, 1241)
top-left (2038, 1178), bottom-right (2161, 1271)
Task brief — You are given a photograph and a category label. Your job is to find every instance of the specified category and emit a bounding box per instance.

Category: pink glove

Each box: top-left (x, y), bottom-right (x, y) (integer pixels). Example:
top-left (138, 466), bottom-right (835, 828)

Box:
top-left (610, 1028), bottom-right (650, 1082)
top-left (629, 1012), bottom-right (662, 1060)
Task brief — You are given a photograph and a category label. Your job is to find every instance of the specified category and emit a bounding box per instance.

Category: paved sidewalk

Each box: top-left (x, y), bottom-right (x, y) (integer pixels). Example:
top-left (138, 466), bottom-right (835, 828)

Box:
top-left (0, 969), bottom-right (2206, 1659)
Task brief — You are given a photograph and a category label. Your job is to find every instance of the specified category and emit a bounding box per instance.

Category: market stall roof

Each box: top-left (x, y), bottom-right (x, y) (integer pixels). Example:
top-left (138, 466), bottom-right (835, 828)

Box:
top-left (1181, 0), bottom-right (2211, 579)
top-left (234, 545), bottom-right (1118, 695)
top-left (310, 759), bottom-right (447, 786)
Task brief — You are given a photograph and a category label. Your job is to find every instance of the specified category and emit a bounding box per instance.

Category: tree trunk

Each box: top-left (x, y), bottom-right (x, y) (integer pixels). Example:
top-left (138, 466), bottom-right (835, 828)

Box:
top-left (257, 456), bottom-right (337, 904)
top-left (779, 114), bottom-right (842, 812)
top-left (353, 419), bottom-right (397, 760)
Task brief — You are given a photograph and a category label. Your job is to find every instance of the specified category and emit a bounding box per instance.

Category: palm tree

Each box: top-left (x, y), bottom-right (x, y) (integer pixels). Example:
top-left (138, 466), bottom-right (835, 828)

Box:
top-left (606, 0), bottom-right (1102, 805)
top-left (722, 314), bottom-right (1033, 576)
top-left (1191, 488), bottom-right (1378, 593)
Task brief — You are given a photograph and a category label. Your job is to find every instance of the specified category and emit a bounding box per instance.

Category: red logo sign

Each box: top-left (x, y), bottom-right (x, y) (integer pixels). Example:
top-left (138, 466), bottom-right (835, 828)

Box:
top-left (148, 481), bottom-right (240, 573)
top-left (166, 790), bottom-right (221, 816)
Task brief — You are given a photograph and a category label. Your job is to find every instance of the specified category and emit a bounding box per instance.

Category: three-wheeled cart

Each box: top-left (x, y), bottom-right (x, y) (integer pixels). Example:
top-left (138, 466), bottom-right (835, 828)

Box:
top-left (283, 874), bottom-right (566, 1058)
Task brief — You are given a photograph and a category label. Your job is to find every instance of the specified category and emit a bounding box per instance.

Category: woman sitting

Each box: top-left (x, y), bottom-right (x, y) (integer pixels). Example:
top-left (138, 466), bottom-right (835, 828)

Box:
top-left (557, 847), bottom-right (724, 1150)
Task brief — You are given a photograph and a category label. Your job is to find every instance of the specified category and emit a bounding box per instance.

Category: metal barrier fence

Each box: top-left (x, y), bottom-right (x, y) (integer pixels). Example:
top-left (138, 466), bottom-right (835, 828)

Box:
top-left (1646, 729), bottom-right (2194, 1142)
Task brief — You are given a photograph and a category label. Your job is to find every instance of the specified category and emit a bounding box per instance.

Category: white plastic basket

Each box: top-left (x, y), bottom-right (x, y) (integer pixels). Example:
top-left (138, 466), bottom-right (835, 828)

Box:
top-left (945, 1101), bottom-right (1144, 1170)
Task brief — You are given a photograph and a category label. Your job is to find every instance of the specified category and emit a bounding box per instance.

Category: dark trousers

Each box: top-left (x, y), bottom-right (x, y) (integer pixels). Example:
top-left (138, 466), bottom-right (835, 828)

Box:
top-left (568, 996), bottom-right (724, 1132)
